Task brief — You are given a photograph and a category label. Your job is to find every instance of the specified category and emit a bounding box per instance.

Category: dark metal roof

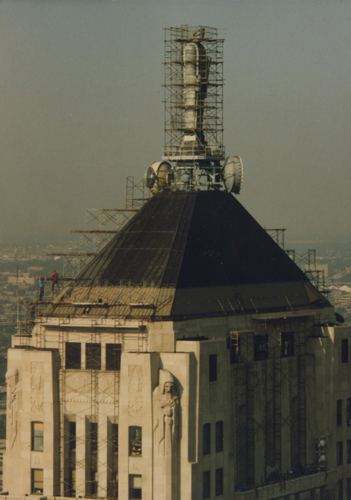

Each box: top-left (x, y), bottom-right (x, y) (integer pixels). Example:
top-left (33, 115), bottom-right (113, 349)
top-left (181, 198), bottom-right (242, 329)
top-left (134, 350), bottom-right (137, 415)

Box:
top-left (76, 190), bottom-right (309, 289)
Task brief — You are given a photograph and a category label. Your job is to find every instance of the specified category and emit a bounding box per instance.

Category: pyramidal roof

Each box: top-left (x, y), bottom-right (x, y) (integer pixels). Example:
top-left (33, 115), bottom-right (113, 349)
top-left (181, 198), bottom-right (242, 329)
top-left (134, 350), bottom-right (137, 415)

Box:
top-left (77, 190), bottom-right (307, 288)
top-left (44, 190), bottom-right (331, 320)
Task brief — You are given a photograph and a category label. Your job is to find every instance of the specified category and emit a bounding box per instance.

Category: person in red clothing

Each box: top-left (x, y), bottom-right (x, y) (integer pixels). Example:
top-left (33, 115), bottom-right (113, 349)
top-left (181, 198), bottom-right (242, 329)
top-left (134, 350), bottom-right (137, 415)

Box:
top-left (51, 269), bottom-right (59, 293)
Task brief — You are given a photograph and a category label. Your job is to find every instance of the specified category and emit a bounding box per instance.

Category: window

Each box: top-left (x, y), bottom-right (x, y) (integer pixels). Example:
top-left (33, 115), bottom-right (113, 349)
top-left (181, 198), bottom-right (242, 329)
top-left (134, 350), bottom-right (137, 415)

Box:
top-left (347, 478), bottom-right (351, 500)
top-left (90, 422), bottom-right (98, 453)
top-left (337, 399), bottom-right (343, 427)
top-left (111, 423), bottom-right (118, 454)
top-left (337, 441), bottom-right (343, 466)
top-left (203, 423), bottom-right (211, 455)
top-left (209, 354), bottom-right (217, 382)
top-left (281, 331), bottom-right (294, 357)
top-left (69, 421), bottom-right (76, 452)
top-left (106, 344), bottom-right (122, 371)
top-left (129, 474), bottom-right (142, 500)
top-left (347, 398), bottom-right (351, 426)
top-left (338, 480), bottom-right (343, 500)
top-left (254, 334), bottom-right (268, 361)
top-left (31, 469), bottom-right (44, 495)
top-left (129, 426), bottom-right (142, 456)
top-left (32, 422), bottom-right (43, 451)
top-left (347, 439), bottom-right (351, 464)
top-left (215, 468), bottom-right (223, 496)
top-left (65, 342), bottom-right (81, 369)
top-left (86, 343), bottom-right (101, 370)
top-left (215, 421), bottom-right (223, 453)
top-left (203, 470), bottom-right (210, 499)
top-left (341, 339), bottom-right (348, 363)
top-left (228, 332), bottom-right (241, 364)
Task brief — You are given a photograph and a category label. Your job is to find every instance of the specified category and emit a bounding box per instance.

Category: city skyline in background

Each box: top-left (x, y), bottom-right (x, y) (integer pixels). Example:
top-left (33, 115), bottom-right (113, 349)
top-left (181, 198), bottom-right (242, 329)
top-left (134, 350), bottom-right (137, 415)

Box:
top-left (1, 0), bottom-right (351, 251)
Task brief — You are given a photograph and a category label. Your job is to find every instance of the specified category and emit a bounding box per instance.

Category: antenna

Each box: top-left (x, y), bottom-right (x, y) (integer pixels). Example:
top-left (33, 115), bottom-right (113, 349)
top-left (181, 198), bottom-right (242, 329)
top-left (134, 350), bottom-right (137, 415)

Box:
top-left (144, 25), bottom-right (243, 194)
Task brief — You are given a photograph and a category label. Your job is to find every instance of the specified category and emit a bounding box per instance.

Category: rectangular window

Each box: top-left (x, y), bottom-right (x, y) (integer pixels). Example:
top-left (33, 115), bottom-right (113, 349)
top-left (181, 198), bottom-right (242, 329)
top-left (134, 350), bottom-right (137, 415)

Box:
top-left (129, 474), bottom-right (142, 500)
top-left (31, 422), bottom-right (44, 451)
top-left (347, 439), bottom-right (351, 464)
top-left (209, 354), bottom-right (217, 382)
top-left (203, 470), bottom-right (210, 500)
top-left (86, 343), bottom-right (101, 370)
top-left (215, 468), bottom-right (223, 496)
top-left (203, 423), bottom-right (211, 455)
top-left (281, 331), bottom-right (294, 357)
top-left (68, 469), bottom-right (76, 497)
top-left (338, 480), bottom-right (343, 500)
top-left (347, 398), bottom-right (351, 426)
top-left (254, 334), bottom-right (268, 361)
top-left (228, 332), bottom-right (241, 364)
top-left (342, 339), bottom-right (348, 363)
top-left (112, 423), bottom-right (118, 454)
top-left (337, 399), bottom-right (343, 427)
top-left (31, 469), bottom-right (44, 495)
top-left (129, 426), bottom-right (142, 456)
top-left (106, 343), bottom-right (122, 371)
top-left (215, 421), bottom-right (223, 453)
top-left (90, 422), bottom-right (98, 453)
top-left (69, 421), bottom-right (76, 452)
top-left (347, 478), bottom-right (351, 500)
top-left (65, 342), bottom-right (81, 369)
top-left (337, 441), bottom-right (343, 466)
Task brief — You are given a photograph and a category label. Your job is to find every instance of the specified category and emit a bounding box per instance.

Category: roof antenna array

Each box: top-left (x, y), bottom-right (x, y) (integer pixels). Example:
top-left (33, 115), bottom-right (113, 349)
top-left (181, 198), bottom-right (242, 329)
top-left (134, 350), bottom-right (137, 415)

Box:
top-left (144, 25), bottom-right (243, 194)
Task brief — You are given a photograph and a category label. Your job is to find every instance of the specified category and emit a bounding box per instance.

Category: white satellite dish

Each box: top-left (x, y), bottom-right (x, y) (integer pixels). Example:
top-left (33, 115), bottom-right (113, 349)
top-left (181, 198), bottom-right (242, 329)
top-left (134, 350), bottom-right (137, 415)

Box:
top-left (223, 156), bottom-right (243, 194)
top-left (144, 161), bottom-right (172, 191)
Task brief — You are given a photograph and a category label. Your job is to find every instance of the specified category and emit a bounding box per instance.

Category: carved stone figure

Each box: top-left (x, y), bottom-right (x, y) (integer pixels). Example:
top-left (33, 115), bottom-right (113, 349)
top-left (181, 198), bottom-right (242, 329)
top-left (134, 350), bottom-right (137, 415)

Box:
top-left (153, 369), bottom-right (180, 500)
top-left (6, 369), bottom-right (21, 448)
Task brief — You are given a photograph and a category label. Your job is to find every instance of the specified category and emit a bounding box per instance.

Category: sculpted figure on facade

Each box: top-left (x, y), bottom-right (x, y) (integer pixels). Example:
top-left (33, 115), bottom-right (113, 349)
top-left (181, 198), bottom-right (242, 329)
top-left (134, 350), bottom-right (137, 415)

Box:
top-left (153, 369), bottom-right (179, 456)
top-left (6, 368), bottom-right (21, 448)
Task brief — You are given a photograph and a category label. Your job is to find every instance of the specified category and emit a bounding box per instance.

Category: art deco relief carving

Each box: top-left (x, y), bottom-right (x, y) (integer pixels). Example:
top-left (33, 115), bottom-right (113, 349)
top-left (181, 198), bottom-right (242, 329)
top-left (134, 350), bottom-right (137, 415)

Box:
top-left (30, 362), bottom-right (44, 413)
top-left (128, 366), bottom-right (143, 417)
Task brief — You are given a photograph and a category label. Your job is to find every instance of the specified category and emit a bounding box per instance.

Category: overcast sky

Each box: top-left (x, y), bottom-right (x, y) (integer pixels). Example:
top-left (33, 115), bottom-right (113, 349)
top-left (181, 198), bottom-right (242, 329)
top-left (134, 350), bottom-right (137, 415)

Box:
top-left (1, 0), bottom-right (350, 251)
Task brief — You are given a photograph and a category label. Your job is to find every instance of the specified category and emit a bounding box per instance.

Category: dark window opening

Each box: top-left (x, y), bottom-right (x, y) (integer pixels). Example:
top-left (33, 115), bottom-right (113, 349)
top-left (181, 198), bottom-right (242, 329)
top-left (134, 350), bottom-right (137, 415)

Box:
top-left (215, 468), bottom-right (223, 496)
top-left (254, 334), bottom-right (268, 361)
top-left (215, 421), bottom-right (223, 453)
top-left (203, 470), bottom-right (210, 499)
top-left (347, 398), bottom-right (351, 426)
top-left (68, 469), bottom-right (76, 497)
top-left (31, 469), bottom-right (43, 495)
top-left (281, 331), bottom-right (294, 357)
top-left (337, 441), bottom-right (343, 466)
top-left (347, 439), bottom-right (351, 464)
top-left (347, 478), bottom-right (351, 500)
top-left (337, 399), bottom-right (343, 427)
top-left (90, 422), bottom-right (98, 453)
top-left (31, 422), bottom-right (44, 451)
top-left (106, 344), bottom-right (122, 371)
top-left (338, 480), bottom-right (343, 500)
top-left (69, 421), bottom-right (76, 452)
top-left (129, 474), bottom-right (142, 500)
top-left (112, 423), bottom-right (118, 454)
top-left (209, 354), bottom-right (217, 382)
top-left (86, 343), bottom-right (101, 370)
top-left (203, 423), bottom-right (211, 455)
top-left (65, 342), bottom-right (81, 369)
top-left (227, 332), bottom-right (241, 364)
top-left (341, 338), bottom-right (348, 364)
top-left (129, 426), bottom-right (142, 457)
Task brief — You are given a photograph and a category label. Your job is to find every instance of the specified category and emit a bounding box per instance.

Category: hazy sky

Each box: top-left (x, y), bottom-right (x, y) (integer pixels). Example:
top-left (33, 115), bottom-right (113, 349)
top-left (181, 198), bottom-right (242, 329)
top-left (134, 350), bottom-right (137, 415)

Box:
top-left (1, 0), bottom-right (350, 250)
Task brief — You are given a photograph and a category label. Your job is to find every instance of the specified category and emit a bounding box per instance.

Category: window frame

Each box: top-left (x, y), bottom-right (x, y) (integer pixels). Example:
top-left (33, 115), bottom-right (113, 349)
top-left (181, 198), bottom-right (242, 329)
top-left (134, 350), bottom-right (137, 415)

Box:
top-left (129, 426), bottom-right (142, 457)
top-left (31, 422), bottom-right (44, 452)
top-left (215, 467), bottom-right (224, 497)
top-left (203, 423), bottom-right (211, 455)
top-left (203, 470), bottom-right (210, 500)
top-left (65, 342), bottom-right (81, 369)
top-left (129, 474), bottom-right (142, 500)
top-left (341, 338), bottom-right (348, 364)
top-left (106, 343), bottom-right (122, 371)
top-left (31, 468), bottom-right (44, 495)
top-left (337, 441), bottom-right (343, 466)
top-left (215, 421), bottom-right (223, 453)
top-left (254, 334), bottom-right (269, 361)
top-left (86, 343), bottom-right (101, 370)
top-left (281, 331), bottom-right (294, 357)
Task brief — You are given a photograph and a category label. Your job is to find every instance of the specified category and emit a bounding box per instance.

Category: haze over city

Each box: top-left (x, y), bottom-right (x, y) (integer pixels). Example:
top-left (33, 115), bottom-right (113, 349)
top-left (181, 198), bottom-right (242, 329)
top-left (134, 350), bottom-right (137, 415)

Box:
top-left (1, 0), bottom-right (350, 251)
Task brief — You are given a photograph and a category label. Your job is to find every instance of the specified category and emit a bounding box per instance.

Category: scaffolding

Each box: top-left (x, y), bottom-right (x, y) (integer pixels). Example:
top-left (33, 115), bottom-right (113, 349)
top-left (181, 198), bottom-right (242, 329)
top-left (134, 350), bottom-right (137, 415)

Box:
top-left (163, 26), bottom-right (224, 162)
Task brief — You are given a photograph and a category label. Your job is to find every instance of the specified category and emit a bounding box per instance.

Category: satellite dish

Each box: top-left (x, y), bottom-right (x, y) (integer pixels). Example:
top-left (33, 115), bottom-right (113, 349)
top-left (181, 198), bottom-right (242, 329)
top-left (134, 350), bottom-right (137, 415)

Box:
top-left (143, 161), bottom-right (172, 191)
top-left (144, 166), bottom-right (156, 188)
top-left (223, 156), bottom-right (243, 194)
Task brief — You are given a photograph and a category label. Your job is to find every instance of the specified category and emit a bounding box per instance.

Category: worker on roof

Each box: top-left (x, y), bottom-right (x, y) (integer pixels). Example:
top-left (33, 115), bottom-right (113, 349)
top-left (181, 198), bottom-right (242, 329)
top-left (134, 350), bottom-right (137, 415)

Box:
top-left (38, 276), bottom-right (46, 301)
top-left (51, 269), bottom-right (59, 293)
